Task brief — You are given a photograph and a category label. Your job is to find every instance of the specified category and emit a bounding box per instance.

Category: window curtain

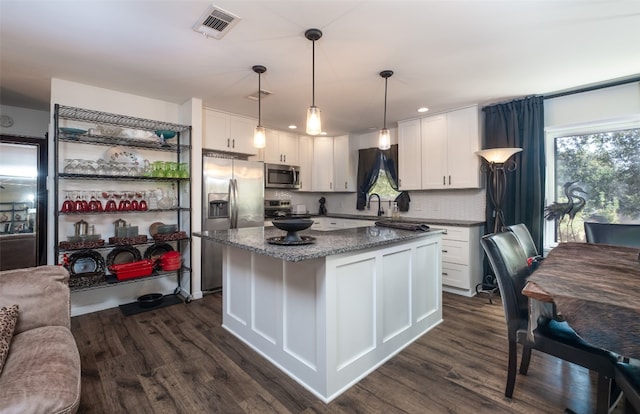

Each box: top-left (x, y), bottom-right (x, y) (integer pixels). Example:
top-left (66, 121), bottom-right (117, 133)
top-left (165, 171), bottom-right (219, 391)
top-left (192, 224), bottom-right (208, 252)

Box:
top-left (380, 145), bottom-right (398, 190)
top-left (356, 148), bottom-right (382, 210)
top-left (356, 144), bottom-right (399, 210)
top-left (482, 95), bottom-right (546, 251)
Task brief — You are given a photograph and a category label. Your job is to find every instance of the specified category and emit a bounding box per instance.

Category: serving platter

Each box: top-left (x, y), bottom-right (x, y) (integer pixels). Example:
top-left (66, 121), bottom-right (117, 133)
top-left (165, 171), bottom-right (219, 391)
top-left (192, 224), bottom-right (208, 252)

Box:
top-left (267, 235), bottom-right (316, 245)
top-left (104, 146), bottom-right (144, 166)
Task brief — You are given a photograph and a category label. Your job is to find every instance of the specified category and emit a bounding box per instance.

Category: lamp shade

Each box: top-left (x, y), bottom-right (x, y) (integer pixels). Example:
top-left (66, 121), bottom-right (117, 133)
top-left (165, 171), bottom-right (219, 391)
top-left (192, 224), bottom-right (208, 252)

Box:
top-left (378, 128), bottom-right (391, 150)
top-left (306, 106), bottom-right (322, 135)
top-left (254, 126), bottom-right (266, 148)
top-left (476, 147), bottom-right (522, 163)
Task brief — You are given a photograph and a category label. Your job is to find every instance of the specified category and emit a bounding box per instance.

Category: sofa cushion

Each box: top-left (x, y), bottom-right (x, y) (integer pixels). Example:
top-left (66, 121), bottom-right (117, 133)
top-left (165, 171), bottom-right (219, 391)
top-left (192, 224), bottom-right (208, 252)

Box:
top-left (0, 266), bottom-right (70, 334)
top-left (0, 326), bottom-right (80, 414)
top-left (0, 304), bottom-right (19, 374)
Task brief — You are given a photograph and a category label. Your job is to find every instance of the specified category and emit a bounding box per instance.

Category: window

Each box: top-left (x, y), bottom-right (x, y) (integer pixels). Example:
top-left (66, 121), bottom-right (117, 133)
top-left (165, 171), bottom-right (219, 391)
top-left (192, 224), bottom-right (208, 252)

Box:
top-left (368, 158), bottom-right (400, 200)
top-left (544, 117), bottom-right (640, 248)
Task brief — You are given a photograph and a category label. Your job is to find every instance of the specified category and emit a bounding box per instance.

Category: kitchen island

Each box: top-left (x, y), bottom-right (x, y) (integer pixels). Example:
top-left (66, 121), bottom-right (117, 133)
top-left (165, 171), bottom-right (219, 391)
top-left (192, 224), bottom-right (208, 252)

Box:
top-left (194, 225), bottom-right (443, 403)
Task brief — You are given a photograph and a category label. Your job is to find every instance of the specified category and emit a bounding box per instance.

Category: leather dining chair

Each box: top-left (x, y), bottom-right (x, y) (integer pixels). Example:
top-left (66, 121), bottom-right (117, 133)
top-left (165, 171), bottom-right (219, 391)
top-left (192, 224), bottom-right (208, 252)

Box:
top-left (507, 223), bottom-right (540, 259)
top-left (584, 222), bottom-right (640, 248)
top-left (614, 361), bottom-right (640, 414)
top-left (481, 231), bottom-right (618, 413)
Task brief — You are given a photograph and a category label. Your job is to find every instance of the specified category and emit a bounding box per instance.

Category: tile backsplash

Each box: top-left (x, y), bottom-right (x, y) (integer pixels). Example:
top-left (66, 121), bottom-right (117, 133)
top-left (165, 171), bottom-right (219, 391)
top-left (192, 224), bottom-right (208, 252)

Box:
top-left (280, 189), bottom-right (486, 221)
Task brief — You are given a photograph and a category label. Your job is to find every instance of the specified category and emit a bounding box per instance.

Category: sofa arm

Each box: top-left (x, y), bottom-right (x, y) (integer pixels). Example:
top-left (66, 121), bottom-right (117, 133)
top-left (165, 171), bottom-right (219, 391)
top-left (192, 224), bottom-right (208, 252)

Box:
top-left (0, 265), bottom-right (71, 335)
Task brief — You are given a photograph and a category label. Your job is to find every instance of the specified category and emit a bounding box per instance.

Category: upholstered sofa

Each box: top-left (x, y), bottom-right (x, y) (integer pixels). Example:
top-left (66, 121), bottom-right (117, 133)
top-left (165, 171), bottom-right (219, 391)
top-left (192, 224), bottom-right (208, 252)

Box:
top-left (0, 266), bottom-right (81, 413)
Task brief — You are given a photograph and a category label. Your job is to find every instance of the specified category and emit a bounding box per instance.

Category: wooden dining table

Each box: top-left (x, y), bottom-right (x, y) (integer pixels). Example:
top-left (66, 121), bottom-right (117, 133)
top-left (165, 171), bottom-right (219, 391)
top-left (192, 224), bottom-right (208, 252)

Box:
top-left (522, 242), bottom-right (640, 359)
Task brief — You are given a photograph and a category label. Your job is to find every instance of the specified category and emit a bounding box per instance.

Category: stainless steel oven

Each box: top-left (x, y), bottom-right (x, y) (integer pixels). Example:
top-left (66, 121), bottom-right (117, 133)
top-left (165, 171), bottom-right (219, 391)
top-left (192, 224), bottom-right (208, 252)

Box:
top-left (264, 163), bottom-right (300, 189)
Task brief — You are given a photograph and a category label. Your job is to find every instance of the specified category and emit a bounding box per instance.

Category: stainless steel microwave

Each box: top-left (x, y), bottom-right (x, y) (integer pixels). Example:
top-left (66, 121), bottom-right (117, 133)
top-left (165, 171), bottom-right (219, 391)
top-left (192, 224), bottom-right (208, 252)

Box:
top-left (264, 163), bottom-right (301, 189)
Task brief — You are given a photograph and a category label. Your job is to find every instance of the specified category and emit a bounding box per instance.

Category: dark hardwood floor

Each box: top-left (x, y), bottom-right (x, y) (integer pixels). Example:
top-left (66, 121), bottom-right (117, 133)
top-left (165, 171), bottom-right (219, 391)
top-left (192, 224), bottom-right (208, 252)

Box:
top-left (70, 291), bottom-right (610, 413)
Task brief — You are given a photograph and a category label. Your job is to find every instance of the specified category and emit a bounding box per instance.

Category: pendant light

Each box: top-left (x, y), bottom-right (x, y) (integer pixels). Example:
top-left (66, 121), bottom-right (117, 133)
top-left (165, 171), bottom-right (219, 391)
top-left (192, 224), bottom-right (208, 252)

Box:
top-left (378, 70), bottom-right (393, 150)
top-left (305, 28), bottom-right (322, 135)
top-left (253, 65), bottom-right (267, 148)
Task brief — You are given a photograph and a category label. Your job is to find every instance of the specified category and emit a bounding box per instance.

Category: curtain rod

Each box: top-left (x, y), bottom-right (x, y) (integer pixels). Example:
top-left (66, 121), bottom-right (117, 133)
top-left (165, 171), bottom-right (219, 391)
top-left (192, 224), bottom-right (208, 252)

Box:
top-left (544, 75), bottom-right (640, 100)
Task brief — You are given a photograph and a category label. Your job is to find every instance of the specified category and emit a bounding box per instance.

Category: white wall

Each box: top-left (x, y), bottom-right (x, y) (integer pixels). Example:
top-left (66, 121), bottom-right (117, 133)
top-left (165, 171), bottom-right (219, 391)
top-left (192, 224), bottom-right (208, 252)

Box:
top-left (0, 105), bottom-right (49, 138)
top-left (49, 78), bottom-right (203, 314)
top-left (544, 82), bottom-right (640, 127)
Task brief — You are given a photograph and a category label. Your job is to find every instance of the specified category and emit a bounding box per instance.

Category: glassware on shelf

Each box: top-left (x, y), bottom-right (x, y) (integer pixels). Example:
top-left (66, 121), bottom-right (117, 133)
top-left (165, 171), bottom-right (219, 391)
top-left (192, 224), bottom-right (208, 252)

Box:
top-left (178, 163), bottom-right (189, 178)
top-left (63, 159), bottom-right (76, 174)
top-left (61, 191), bottom-right (75, 213)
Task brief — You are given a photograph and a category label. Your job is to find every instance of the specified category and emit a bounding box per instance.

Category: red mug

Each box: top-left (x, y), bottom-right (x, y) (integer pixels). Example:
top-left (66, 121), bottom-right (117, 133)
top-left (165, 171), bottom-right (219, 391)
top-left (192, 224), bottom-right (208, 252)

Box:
top-left (105, 199), bottom-right (117, 212)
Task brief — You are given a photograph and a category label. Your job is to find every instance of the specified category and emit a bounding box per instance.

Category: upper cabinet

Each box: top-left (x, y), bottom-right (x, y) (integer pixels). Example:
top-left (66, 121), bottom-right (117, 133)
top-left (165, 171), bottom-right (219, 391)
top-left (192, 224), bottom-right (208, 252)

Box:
top-left (264, 129), bottom-right (299, 165)
top-left (311, 135), bottom-right (356, 192)
top-left (312, 136), bottom-right (334, 191)
top-left (298, 135), bottom-right (313, 191)
top-left (398, 105), bottom-right (481, 190)
top-left (203, 109), bottom-right (256, 155)
top-left (333, 135), bottom-right (356, 192)
top-left (398, 118), bottom-right (423, 190)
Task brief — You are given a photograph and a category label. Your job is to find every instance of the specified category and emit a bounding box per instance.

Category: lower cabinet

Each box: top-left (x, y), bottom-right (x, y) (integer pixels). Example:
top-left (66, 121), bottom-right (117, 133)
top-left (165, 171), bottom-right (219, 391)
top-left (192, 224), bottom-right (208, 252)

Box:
top-left (434, 224), bottom-right (484, 296)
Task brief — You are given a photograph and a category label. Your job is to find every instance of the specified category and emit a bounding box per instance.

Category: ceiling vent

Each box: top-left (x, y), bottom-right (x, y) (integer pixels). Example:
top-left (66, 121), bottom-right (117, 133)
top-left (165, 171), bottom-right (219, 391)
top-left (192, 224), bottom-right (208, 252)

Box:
top-left (247, 89), bottom-right (272, 101)
top-left (192, 5), bottom-right (241, 39)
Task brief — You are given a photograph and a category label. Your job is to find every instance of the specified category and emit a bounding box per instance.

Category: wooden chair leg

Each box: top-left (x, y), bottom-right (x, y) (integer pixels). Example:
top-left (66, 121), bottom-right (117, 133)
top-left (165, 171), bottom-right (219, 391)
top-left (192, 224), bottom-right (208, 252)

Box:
top-left (519, 345), bottom-right (532, 375)
top-left (506, 340), bottom-right (517, 398)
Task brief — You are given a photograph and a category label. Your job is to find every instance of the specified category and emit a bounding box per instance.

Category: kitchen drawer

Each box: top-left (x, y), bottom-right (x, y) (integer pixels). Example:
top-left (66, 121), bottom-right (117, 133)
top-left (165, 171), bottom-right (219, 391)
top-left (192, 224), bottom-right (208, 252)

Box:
top-left (441, 226), bottom-right (469, 242)
top-left (442, 262), bottom-right (470, 290)
top-left (442, 239), bottom-right (469, 265)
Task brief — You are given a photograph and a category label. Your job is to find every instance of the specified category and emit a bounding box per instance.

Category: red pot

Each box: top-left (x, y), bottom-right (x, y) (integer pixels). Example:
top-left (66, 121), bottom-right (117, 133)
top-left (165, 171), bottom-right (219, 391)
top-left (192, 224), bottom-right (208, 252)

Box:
top-left (160, 251), bottom-right (182, 271)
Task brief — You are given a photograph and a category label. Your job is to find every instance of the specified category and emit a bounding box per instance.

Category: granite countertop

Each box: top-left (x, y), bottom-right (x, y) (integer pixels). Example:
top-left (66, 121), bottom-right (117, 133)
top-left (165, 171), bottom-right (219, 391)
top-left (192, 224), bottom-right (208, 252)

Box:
top-left (317, 214), bottom-right (485, 227)
top-left (194, 225), bottom-right (443, 262)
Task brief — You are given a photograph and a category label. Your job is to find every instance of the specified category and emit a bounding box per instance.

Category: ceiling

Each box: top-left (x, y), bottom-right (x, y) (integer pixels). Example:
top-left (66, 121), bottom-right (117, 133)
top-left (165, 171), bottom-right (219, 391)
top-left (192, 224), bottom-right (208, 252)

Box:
top-left (1, 1), bottom-right (639, 136)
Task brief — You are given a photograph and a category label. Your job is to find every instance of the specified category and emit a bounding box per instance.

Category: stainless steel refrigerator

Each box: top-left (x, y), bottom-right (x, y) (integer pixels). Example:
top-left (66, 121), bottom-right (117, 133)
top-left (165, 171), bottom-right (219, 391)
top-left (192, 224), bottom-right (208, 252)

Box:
top-left (202, 155), bottom-right (264, 291)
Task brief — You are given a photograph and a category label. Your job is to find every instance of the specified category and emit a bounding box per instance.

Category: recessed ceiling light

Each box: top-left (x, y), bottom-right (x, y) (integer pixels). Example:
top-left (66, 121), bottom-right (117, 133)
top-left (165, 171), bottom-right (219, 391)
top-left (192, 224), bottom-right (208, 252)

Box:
top-left (418, 107), bottom-right (429, 113)
top-left (288, 125), bottom-right (297, 129)
top-left (320, 131), bottom-right (327, 135)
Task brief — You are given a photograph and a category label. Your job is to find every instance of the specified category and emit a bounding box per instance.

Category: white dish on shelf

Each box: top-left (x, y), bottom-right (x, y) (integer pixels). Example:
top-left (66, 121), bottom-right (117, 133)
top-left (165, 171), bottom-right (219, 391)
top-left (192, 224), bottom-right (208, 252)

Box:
top-left (104, 147), bottom-right (144, 166)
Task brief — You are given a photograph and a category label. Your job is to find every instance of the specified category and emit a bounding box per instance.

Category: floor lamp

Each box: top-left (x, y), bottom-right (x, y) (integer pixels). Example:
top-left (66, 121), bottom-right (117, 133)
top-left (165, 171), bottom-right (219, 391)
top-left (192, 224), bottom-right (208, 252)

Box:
top-left (475, 147), bottom-right (522, 302)
top-left (476, 147), bottom-right (523, 233)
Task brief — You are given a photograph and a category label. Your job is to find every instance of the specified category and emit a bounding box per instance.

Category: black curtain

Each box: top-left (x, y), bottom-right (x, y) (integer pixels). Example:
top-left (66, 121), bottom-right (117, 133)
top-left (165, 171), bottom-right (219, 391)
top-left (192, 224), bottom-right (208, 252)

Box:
top-left (380, 145), bottom-right (398, 190)
top-left (356, 148), bottom-right (382, 210)
top-left (482, 95), bottom-right (546, 251)
top-left (356, 144), bottom-right (399, 210)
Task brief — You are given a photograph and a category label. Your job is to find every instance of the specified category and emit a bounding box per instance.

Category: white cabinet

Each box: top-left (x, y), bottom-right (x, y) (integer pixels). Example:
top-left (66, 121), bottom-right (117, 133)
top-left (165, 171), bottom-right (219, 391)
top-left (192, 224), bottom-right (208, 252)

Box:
top-left (420, 115), bottom-right (448, 188)
top-left (433, 224), bottom-right (483, 297)
top-left (311, 136), bottom-right (356, 192)
top-left (312, 136), bottom-right (334, 191)
top-left (332, 135), bottom-right (356, 192)
top-left (445, 107), bottom-right (481, 189)
top-left (398, 118), bottom-right (423, 190)
top-left (298, 135), bottom-right (314, 191)
top-left (398, 106), bottom-right (481, 190)
top-left (265, 129), bottom-right (299, 165)
top-left (203, 109), bottom-right (256, 155)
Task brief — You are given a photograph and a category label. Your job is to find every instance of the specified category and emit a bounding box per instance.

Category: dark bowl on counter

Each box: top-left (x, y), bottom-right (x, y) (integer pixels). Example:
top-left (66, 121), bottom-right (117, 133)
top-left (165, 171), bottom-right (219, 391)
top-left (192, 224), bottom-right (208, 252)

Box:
top-left (271, 219), bottom-right (314, 233)
top-left (271, 219), bottom-right (314, 242)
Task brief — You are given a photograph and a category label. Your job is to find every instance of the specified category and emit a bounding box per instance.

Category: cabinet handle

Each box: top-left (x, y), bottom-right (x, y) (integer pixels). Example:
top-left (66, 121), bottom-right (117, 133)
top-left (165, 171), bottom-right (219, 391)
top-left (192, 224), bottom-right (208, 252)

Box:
top-left (448, 175), bottom-right (451, 185)
top-left (442, 272), bottom-right (448, 276)
top-left (232, 139), bottom-right (235, 148)
top-left (227, 138), bottom-right (230, 148)
top-left (344, 181), bottom-right (347, 189)
top-left (443, 176), bottom-right (446, 185)
top-left (280, 154), bottom-right (283, 162)
top-left (442, 249), bottom-right (448, 253)
top-left (330, 182), bottom-right (333, 189)
top-left (283, 154), bottom-right (286, 162)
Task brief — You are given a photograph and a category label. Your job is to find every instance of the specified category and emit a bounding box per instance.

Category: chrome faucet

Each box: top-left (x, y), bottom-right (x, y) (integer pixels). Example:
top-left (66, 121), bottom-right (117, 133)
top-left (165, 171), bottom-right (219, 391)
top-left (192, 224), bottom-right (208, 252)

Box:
top-left (367, 193), bottom-right (384, 216)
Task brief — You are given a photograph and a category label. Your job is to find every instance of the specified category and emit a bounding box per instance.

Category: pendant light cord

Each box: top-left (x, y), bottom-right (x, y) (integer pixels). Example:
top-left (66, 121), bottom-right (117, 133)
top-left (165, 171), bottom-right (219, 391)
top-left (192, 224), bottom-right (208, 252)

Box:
top-left (383, 76), bottom-right (388, 129)
top-left (311, 39), bottom-right (316, 106)
top-left (258, 72), bottom-right (262, 126)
